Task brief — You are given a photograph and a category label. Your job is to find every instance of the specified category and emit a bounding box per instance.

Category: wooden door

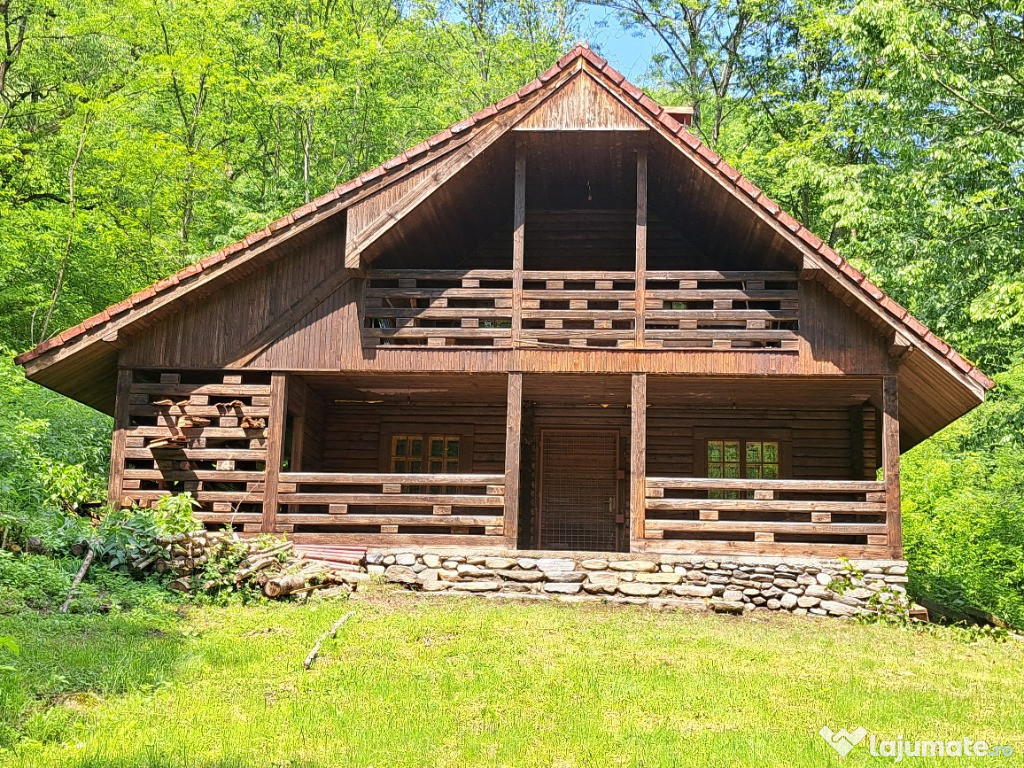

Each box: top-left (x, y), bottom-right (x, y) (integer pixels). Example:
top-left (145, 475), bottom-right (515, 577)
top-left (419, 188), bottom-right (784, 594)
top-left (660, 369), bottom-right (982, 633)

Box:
top-left (537, 429), bottom-right (621, 551)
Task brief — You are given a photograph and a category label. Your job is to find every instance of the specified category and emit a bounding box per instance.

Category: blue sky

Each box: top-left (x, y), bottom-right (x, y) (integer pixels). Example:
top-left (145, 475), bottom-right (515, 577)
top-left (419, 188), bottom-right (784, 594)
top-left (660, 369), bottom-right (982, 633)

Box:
top-left (575, 5), bottom-right (661, 81)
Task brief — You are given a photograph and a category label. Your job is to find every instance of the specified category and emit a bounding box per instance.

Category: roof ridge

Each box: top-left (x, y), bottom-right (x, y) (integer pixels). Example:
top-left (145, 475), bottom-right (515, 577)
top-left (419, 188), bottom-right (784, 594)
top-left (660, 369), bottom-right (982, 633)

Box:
top-left (13, 44), bottom-right (994, 392)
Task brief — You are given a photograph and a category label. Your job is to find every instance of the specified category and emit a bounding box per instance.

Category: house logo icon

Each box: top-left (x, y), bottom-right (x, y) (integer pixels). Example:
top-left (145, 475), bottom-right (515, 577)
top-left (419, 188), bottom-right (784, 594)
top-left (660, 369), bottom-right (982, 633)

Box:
top-left (820, 726), bottom-right (869, 757)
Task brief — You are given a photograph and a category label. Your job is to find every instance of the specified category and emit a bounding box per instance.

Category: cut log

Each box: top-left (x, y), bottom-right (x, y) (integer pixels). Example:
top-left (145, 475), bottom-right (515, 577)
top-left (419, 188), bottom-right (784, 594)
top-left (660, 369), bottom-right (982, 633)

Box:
top-left (263, 566), bottom-right (331, 598)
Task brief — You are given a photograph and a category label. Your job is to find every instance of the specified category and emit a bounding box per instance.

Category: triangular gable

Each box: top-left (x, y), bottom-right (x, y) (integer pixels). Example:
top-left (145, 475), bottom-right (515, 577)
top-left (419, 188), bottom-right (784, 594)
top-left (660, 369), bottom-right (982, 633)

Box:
top-left (514, 70), bottom-right (649, 131)
top-left (16, 43), bottom-right (993, 420)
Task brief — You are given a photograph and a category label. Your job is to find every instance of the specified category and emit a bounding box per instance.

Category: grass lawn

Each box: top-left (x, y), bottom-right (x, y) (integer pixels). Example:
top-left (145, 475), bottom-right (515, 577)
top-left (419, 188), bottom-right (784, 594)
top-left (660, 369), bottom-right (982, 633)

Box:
top-left (1, 589), bottom-right (1022, 767)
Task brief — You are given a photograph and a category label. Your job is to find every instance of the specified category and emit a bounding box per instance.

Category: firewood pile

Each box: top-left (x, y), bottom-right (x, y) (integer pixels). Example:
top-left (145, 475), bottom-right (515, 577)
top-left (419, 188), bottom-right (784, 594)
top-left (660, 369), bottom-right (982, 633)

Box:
top-left (146, 531), bottom-right (369, 598)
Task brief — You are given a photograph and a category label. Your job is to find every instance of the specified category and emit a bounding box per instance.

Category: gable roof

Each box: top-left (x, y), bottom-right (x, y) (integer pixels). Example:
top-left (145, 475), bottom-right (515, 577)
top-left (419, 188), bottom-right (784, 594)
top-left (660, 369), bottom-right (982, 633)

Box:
top-left (15, 43), bottom-right (993, 422)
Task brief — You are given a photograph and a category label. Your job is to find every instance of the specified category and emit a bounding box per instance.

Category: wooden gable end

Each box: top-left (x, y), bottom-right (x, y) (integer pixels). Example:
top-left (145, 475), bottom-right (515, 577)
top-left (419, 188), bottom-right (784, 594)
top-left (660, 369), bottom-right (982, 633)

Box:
top-left (122, 221), bottom-right (350, 370)
top-left (513, 70), bottom-right (650, 132)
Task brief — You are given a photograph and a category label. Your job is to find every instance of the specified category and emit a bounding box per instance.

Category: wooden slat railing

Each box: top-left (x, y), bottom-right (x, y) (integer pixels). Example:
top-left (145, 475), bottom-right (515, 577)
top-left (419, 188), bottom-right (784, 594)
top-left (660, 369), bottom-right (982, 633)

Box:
top-left (363, 270), bottom-right (513, 348)
top-left (362, 269), bottom-right (800, 350)
top-left (520, 271), bottom-right (636, 348)
top-left (275, 472), bottom-right (506, 536)
top-left (644, 271), bottom-right (799, 350)
top-left (644, 477), bottom-right (887, 550)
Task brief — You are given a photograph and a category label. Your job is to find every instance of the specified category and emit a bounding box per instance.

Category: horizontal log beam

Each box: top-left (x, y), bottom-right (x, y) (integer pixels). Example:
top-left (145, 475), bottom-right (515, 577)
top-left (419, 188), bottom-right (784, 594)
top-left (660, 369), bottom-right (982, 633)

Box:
top-left (280, 472), bottom-right (504, 485)
top-left (645, 478), bottom-right (885, 492)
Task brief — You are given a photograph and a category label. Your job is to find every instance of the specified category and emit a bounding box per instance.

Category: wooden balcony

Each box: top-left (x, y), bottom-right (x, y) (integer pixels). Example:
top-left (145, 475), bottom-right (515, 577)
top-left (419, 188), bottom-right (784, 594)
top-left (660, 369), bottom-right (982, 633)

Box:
top-left (363, 269), bottom-right (799, 350)
top-left (642, 477), bottom-right (890, 555)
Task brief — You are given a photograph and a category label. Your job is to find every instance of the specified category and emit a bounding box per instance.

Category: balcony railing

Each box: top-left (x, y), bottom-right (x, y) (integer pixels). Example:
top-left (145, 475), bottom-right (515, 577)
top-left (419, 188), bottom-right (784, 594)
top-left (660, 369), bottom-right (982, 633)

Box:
top-left (363, 269), bottom-right (799, 350)
top-left (274, 472), bottom-right (506, 537)
top-left (644, 477), bottom-right (888, 550)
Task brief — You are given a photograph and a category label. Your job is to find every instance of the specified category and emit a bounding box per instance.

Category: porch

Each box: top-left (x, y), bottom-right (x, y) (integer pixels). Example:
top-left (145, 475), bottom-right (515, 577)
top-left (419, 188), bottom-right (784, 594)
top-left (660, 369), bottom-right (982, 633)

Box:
top-left (111, 369), bottom-right (900, 559)
top-left (265, 372), bottom-right (901, 559)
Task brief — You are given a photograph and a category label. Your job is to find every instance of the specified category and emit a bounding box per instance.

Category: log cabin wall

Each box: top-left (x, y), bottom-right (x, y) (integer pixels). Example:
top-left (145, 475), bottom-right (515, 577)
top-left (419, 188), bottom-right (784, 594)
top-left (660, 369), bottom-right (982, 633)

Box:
top-left (646, 405), bottom-right (877, 481)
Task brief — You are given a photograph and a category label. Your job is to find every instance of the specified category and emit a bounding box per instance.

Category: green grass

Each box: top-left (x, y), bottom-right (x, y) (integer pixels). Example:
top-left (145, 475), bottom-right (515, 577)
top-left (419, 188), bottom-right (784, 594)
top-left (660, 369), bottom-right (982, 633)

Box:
top-left (1, 590), bottom-right (1022, 767)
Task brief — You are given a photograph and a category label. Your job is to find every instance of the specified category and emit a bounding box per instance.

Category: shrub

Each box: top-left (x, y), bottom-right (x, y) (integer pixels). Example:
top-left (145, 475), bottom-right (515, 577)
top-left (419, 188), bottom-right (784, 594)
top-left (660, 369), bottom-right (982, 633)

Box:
top-left (902, 361), bottom-right (1024, 629)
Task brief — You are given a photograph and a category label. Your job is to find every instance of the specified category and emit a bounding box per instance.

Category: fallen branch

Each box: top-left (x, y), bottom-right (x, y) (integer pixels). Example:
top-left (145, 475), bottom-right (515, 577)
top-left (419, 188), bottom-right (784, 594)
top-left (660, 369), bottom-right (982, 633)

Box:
top-left (304, 612), bottom-right (355, 670)
top-left (59, 548), bottom-right (95, 613)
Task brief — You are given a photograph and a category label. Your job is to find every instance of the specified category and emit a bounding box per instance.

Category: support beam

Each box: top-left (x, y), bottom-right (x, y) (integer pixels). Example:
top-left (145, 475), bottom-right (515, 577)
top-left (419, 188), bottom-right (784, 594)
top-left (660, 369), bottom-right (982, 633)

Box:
top-left (512, 143), bottom-right (526, 345)
top-left (634, 144), bottom-right (648, 348)
top-left (881, 376), bottom-right (902, 557)
top-left (630, 373), bottom-right (647, 545)
top-left (261, 372), bottom-right (288, 533)
top-left (503, 372), bottom-right (523, 545)
top-left (108, 368), bottom-right (132, 506)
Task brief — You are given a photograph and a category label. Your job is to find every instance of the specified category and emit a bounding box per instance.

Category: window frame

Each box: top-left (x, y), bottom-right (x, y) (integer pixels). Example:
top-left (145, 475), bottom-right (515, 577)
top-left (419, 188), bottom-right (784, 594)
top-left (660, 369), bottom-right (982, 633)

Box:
top-left (694, 428), bottom-right (793, 480)
top-left (378, 422), bottom-right (475, 476)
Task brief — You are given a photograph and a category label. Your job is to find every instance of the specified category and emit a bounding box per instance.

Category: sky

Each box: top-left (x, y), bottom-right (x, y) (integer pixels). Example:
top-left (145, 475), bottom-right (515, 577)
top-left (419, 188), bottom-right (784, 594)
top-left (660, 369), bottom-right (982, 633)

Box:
top-left (574, 5), bottom-right (661, 81)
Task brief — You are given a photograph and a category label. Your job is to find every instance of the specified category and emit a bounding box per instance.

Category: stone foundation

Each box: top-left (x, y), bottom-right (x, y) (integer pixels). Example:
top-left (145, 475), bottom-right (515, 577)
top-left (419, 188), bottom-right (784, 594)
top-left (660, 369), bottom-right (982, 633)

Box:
top-left (367, 551), bottom-right (909, 617)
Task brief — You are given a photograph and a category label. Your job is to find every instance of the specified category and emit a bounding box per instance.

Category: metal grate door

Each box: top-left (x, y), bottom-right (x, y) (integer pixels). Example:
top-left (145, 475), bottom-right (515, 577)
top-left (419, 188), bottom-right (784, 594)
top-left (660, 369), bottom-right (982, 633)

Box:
top-left (537, 429), bottom-right (620, 551)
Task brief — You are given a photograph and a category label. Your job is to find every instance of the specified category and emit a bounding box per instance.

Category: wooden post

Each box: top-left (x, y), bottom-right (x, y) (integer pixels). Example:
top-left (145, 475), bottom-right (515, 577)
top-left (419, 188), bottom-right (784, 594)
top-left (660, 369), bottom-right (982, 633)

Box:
top-left (261, 372), bottom-right (288, 533)
top-left (108, 368), bottom-right (132, 506)
top-left (881, 376), bottom-right (902, 557)
top-left (634, 144), bottom-right (648, 348)
top-left (503, 372), bottom-right (523, 547)
top-left (512, 141), bottom-right (526, 345)
top-left (630, 373), bottom-right (647, 545)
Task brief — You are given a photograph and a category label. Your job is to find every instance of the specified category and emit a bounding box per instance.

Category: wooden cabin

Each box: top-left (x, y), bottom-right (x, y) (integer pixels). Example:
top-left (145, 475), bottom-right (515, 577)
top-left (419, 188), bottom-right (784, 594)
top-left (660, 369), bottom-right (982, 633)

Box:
top-left (16, 45), bottom-right (993, 563)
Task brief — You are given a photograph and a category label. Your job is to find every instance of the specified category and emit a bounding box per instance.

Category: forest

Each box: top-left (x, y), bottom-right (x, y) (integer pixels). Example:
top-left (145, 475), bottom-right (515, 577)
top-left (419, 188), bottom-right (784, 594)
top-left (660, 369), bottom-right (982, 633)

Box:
top-left (0, 0), bottom-right (1022, 627)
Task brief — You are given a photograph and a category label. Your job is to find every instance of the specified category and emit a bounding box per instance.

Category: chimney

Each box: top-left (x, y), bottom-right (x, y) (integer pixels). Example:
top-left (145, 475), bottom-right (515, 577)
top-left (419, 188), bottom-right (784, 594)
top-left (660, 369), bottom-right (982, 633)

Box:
top-left (663, 105), bottom-right (696, 128)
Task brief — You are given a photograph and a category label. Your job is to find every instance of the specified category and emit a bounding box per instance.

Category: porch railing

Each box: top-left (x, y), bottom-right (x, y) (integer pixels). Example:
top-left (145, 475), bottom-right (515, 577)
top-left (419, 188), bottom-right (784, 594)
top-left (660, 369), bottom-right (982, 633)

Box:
top-left (362, 269), bottom-right (800, 350)
top-left (644, 477), bottom-right (888, 549)
top-left (274, 472), bottom-right (506, 537)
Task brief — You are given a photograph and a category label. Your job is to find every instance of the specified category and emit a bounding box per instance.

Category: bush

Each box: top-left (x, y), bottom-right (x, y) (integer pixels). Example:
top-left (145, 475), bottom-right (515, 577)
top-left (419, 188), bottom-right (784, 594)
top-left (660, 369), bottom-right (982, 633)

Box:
top-left (0, 350), bottom-right (109, 547)
top-left (902, 361), bottom-right (1024, 629)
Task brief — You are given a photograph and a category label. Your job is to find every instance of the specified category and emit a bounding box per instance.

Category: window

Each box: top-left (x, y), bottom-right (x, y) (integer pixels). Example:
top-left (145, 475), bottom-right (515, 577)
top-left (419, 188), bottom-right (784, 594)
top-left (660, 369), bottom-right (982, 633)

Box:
top-left (390, 434), bottom-right (460, 493)
top-left (704, 437), bottom-right (784, 498)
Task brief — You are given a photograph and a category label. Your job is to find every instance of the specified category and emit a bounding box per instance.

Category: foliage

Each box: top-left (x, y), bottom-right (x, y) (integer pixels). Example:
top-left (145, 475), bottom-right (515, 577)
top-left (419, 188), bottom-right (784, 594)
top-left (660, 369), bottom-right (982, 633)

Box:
top-left (0, 350), bottom-right (108, 546)
top-left (0, 551), bottom-right (176, 615)
top-left (902, 361), bottom-right (1024, 630)
top-left (0, 0), bottom-right (575, 348)
top-left (0, 597), bottom-right (1021, 764)
top-left (90, 495), bottom-right (199, 572)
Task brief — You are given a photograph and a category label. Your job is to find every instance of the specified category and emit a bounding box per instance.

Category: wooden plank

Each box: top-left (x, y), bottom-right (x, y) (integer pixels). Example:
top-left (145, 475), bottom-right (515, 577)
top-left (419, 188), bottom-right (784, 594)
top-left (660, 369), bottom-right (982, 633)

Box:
top-left (193, 512), bottom-right (264, 523)
top-left (368, 269), bottom-right (513, 280)
top-left (129, 383), bottom-right (270, 396)
top-left (645, 271), bottom-right (798, 281)
top-left (122, 470), bottom-right (265, 482)
top-left (125, 448), bottom-right (267, 461)
top-left (630, 373), bottom-right (647, 543)
top-left (108, 368), bottom-right (133, 506)
top-left (260, 372), bottom-right (287, 533)
top-left (288, 533), bottom-right (515, 548)
top-left (645, 499), bottom-right (886, 514)
top-left (277, 493), bottom-right (504, 506)
top-left (279, 472), bottom-right (503, 485)
top-left (504, 372), bottom-right (523, 545)
top-left (644, 478), bottom-right (885, 492)
top-left (277, 514), bottom-right (501, 527)
top-left (882, 375), bottom-right (902, 556)
top-left (512, 142), bottom-right (526, 345)
top-left (635, 144), bottom-right (647, 347)
top-left (646, 520), bottom-right (887, 535)
top-left (630, 539), bottom-right (894, 559)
